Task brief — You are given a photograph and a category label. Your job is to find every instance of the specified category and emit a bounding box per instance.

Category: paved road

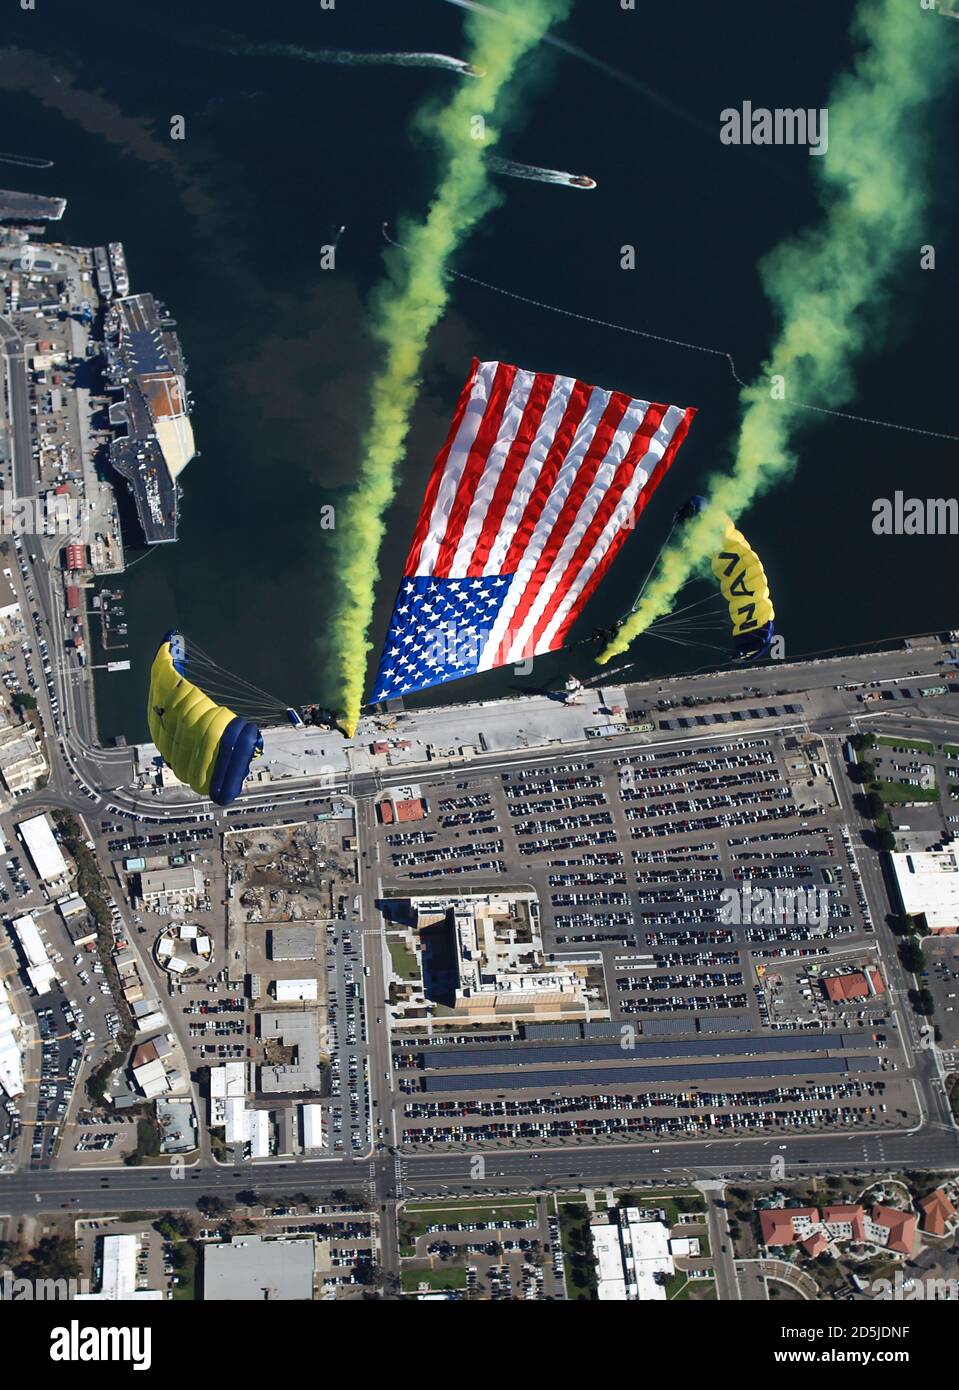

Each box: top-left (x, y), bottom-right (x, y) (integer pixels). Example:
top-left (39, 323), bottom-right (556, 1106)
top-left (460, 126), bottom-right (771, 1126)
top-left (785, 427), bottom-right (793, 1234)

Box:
top-left (3, 1123), bottom-right (959, 1220)
top-left (698, 1182), bottom-right (740, 1301)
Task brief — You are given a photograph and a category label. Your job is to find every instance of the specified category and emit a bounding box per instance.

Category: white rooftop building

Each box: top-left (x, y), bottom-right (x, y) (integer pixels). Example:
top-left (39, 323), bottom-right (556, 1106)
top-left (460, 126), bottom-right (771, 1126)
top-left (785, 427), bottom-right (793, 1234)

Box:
top-left (275, 978), bottom-right (318, 1003)
top-left (132, 1057), bottom-right (170, 1100)
top-left (592, 1218), bottom-right (629, 1301)
top-left (405, 891), bottom-right (601, 1021)
top-left (16, 812), bottom-right (68, 883)
top-left (300, 1102), bottom-right (325, 1152)
top-left (203, 1234), bottom-right (315, 1301)
top-left (209, 1062), bottom-right (247, 1126)
top-left (891, 848), bottom-right (959, 932)
top-left (0, 983), bottom-right (23, 1098)
top-left (209, 1063), bottom-right (268, 1155)
top-left (591, 1210), bottom-right (677, 1301)
top-left (74, 1234), bottom-right (163, 1301)
top-left (10, 912), bottom-right (57, 994)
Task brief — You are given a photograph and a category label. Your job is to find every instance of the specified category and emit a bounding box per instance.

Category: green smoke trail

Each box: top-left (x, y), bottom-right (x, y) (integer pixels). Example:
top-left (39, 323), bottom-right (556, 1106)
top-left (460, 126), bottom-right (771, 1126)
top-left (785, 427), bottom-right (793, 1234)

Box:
top-left (330, 0), bottom-right (570, 734)
top-left (599, 0), bottom-right (954, 667)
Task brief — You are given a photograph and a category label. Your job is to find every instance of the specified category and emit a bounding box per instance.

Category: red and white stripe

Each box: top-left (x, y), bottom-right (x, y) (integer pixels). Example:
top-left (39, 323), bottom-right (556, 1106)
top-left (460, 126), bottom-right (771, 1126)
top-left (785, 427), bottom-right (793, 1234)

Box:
top-left (404, 357), bottom-right (695, 669)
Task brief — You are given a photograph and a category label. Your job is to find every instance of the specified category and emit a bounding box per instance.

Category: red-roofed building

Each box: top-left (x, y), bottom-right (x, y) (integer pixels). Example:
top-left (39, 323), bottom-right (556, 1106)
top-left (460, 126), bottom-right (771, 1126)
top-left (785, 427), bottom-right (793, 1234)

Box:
top-left (918, 1189), bottom-right (956, 1238)
top-left (870, 1205), bottom-right (918, 1256)
top-left (822, 1205), bottom-right (866, 1242)
top-left (823, 968), bottom-right (885, 1002)
top-left (65, 542), bottom-right (86, 572)
top-left (376, 800), bottom-right (395, 825)
top-left (801, 1231), bottom-right (829, 1259)
top-left (395, 797), bottom-right (427, 823)
top-left (64, 584), bottom-right (81, 616)
top-left (759, 1207), bottom-right (820, 1247)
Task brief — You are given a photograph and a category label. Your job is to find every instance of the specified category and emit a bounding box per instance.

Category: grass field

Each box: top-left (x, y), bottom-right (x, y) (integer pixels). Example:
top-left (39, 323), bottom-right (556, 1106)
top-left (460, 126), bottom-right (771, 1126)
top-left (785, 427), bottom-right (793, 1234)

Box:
top-left (613, 1191), bottom-right (706, 1227)
top-left (401, 1265), bottom-right (468, 1293)
top-left (877, 736), bottom-right (936, 754)
top-left (557, 1201), bottom-right (597, 1301)
top-left (877, 781), bottom-right (939, 804)
top-left (399, 1199), bottom-right (538, 1254)
top-left (387, 938), bottom-right (419, 981)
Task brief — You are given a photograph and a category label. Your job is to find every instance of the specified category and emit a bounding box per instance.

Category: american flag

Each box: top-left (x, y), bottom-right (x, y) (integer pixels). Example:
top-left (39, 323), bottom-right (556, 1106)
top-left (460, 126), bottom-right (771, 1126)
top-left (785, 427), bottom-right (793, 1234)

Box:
top-left (371, 358), bottom-right (696, 702)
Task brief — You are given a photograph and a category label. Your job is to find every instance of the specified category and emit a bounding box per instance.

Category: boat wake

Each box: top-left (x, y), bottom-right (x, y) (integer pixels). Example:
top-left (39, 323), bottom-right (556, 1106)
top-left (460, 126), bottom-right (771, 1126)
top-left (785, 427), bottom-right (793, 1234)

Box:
top-left (487, 156), bottom-right (596, 189)
top-left (0, 152), bottom-right (53, 169)
top-left (235, 43), bottom-right (481, 76)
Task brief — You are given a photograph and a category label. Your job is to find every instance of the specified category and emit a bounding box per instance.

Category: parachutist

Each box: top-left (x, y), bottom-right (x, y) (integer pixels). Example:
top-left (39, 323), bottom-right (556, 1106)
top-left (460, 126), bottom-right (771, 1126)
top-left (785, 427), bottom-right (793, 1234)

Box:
top-left (675, 497), bottom-right (777, 661)
top-left (149, 631), bottom-right (263, 806)
top-left (305, 705), bottom-right (344, 734)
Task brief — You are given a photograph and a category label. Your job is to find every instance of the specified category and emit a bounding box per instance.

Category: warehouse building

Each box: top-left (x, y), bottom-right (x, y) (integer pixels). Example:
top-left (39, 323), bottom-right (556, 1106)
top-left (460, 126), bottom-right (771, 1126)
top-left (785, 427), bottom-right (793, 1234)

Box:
top-left (135, 864), bottom-right (203, 910)
top-left (300, 1102), bottom-right (325, 1152)
top-left (0, 982), bottom-right (23, 1097)
top-left (891, 848), bottom-right (959, 933)
top-left (590, 1209), bottom-right (682, 1301)
top-left (75, 1234), bottom-right (163, 1302)
top-left (204, 1234), bottom-right (315, 1301)
top-left (16, 813), bottom-right (68, 884)
top-left (257, 1011), bottom-right (322, 1093)
top-left (269, 926), bottom-right (317, 962)
top-left (0, 721), bottom-right (47, 796)
top-left (9, 913), bottom-right (57, 994)
top-left (274, 978), bottom-right (318, 1003)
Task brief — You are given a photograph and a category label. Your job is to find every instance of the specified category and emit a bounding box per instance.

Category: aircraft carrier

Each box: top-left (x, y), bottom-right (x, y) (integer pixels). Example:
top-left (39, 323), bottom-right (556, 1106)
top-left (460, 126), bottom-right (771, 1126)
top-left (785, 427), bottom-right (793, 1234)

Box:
top-left (103, 289), bottom-right (195, 544)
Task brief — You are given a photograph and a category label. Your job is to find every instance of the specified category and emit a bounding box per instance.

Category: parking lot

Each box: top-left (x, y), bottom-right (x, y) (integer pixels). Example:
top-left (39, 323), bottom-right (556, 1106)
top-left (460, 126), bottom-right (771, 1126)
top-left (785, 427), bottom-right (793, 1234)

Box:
top-left (398, 1196), bottom-right (561, 1300)
top-left (373, 731), bottom-right (916, 1150)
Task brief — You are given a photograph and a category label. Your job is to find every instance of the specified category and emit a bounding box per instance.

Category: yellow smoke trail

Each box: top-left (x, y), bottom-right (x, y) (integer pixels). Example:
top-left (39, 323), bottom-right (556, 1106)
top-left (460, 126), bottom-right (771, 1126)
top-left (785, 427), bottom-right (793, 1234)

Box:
top-left (599, 0), bottom-right (954, 666)
top-left (331, 0), bottom-right (571, 735)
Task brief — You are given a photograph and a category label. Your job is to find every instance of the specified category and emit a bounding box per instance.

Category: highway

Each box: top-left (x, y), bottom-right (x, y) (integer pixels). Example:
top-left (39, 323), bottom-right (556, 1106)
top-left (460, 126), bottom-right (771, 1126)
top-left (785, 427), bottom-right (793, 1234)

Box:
top-left (3, 1125), bottom-right (959, 1219)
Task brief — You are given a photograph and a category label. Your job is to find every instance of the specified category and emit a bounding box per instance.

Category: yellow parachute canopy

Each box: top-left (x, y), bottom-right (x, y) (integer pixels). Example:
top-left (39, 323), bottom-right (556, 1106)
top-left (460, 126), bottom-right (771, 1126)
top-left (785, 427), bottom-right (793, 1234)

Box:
top-left (712, 518), bottom-right (775, 642)
top-left (147, 632), bottom-right (263, 805)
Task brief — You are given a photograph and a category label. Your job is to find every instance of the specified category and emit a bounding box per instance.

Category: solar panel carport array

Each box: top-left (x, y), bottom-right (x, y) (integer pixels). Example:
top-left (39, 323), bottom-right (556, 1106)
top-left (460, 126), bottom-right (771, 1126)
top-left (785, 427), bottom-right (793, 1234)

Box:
top-left (419, 1055), bottom-right (880, 1093)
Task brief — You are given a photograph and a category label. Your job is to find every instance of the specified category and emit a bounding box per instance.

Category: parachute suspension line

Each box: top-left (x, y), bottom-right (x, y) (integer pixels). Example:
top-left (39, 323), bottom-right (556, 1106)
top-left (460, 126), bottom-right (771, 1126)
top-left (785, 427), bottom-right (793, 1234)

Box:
top-left (381, 224), bottom-right (959, 445)
top-left (171, 674), bottom-right (279, 719)
top-left (180, 659), bottom-right (284, 706)
top-left (179, 660), bottom-right (287, 711)
top-left (648, 590), bottom-right (724, 622)
top-left (625, 521), bottom-right (677, 617)
top-left (183, 641), bottom-right (288, 708)
top-left (642, 628), bottom-right (728, 654)
top-left (648, 619), bottom-right (725, 638)
top-left (180, 637), bottom-right (291, 713)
